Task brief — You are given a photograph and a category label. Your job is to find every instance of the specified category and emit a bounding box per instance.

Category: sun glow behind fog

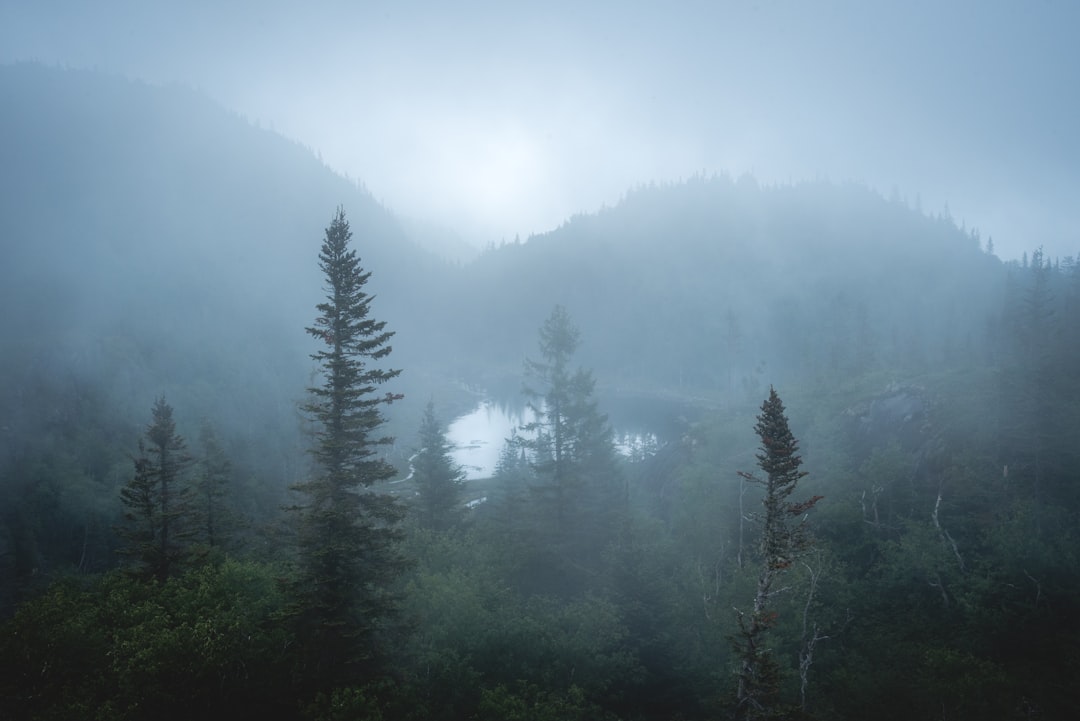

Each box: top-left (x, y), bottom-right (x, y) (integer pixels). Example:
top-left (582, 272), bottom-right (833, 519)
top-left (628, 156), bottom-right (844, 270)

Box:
top-left (46, 0), bottom-right (1069, 260)
top-left (444, 122), bottom-right (547, 236)
top-left (306, 86), bottom-right (577, 245)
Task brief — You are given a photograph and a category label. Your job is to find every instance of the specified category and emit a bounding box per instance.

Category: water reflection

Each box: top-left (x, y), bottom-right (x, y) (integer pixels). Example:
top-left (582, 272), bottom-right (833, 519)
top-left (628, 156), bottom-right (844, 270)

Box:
top-left (446, 400), bottom-right (533, 479)
top-left (446, 395), bottom-right (675, 480)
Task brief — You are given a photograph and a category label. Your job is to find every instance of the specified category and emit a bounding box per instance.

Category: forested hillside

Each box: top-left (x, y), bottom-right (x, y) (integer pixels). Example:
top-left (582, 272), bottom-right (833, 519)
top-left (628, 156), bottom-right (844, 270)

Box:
top-left (0, 66), bottom-right (454, 595)
top-left (2, 65), bottom-right (1079, 720)
top-left (0, 64), bottom-right (468, 381)
top-left (454, 176), bottom-right (1005, 395)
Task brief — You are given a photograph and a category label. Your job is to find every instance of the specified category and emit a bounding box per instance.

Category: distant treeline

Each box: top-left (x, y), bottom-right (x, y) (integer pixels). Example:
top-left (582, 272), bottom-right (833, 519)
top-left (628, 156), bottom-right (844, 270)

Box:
top-left (2, 64), bottom-right (1079, 719)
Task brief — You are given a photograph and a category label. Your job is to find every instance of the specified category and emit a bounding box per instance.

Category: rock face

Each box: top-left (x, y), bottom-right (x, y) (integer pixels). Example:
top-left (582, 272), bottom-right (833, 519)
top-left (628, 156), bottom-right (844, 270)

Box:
top-left (846, 383), bottom-right (931, 454)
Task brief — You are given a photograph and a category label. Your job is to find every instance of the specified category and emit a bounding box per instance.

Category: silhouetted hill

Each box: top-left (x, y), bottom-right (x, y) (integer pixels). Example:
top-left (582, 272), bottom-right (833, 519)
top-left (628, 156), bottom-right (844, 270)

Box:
top-left (0, 64), bottom-right (453, 421)
top-left (0, 63), bottom-right (434, 336)
top-left (0, 64), bottom-right (456, 527)
top-left (1, 64), bottom-right (1011, 417)
top-left (0, 63), bottom-right (1016, 459)
top-left (452, 175), bottom-right (1006, 397)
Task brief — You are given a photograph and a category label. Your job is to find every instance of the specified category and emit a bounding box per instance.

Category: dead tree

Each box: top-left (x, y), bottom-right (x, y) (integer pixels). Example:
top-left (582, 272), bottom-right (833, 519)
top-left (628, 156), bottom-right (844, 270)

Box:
top-left (732, 387), bottom-right (822, 720)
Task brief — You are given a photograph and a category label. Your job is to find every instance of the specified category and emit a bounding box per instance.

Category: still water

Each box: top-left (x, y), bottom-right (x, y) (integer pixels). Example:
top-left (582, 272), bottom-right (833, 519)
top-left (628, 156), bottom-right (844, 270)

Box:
top-left (446, 400), bottom-right (533, 479)
top-left (445, 394), bottom-right (693, 480)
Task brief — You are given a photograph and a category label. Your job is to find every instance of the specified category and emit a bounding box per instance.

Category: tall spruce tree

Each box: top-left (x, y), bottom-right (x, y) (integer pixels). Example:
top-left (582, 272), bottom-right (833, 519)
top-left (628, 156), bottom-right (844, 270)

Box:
top-left (289, 207), bottom-right (406, 683)
top-left (520, 305), bottom-right (620, 558)
top-left (733, 387), bottom-right (821, 720)
top-left (117, 396), bottom-right (194, 582)
top-left (412, 400), bottom-right (466, 531)
top-left (195, 420), bottom-right (235, 549)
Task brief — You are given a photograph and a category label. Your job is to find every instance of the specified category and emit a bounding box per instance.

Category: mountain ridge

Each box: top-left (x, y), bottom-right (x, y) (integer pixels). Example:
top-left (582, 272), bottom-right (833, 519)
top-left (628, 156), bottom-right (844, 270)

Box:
top-left (1, 63), bottom-right (1012, 412)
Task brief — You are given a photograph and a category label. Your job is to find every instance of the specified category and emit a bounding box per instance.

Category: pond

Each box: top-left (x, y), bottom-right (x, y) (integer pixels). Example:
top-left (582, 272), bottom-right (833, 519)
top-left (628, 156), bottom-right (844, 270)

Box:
top-left (445, 392), bottom-right (702, 479)
top-left (446, 399), bottom-right (532, 479)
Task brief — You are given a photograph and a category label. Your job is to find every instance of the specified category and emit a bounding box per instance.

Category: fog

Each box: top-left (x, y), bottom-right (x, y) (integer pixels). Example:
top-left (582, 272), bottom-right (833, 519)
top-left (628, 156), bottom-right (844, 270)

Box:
top-left (2, 0), bottom-right (1077, 259)
top-left (7, 4), bottom-right (1080, 718)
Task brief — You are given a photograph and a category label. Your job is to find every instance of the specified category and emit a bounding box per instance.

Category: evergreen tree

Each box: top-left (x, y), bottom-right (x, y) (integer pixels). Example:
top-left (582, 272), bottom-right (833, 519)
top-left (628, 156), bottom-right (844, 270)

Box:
top-left (1017, 248), bottom-right (1057, 509)
top-left (117, 396), bottom-right (195, 582)
top-left (195, 420), bottom-right (235, 549)
top-left (520, 306), bottom-right (620, 560)
top-left (118, 454), bottom-right (157, 573)
top-left (733, 387), bottom-right (821, 720)
top-left (997, 247), bottom-right (1071, 520)
top-left (479, 433), bottom-right (533, 551)
top-left (289, 207), bottom-right (406, 684)
top-left (412, 400), bottom-right (466, 531)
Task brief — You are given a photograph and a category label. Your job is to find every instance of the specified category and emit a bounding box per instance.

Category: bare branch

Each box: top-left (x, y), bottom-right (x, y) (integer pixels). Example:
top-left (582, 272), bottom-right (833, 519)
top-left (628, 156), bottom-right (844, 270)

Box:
top-left (798, 559), bottom-right (830, 711)
top-left (932, 488), bottom-right (965, 572)
top-left (1023, 569), bottom-right (1043, 607)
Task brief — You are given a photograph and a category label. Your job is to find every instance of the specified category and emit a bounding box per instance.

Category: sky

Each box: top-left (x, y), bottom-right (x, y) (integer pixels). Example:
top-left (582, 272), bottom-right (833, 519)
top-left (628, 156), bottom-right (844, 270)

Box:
top-left (2, 0), bottom-right (1078, 261)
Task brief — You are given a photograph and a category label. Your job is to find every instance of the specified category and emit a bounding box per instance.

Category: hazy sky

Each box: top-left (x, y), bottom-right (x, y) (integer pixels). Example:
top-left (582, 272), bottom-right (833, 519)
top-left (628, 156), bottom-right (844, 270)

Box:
top-left (3, 0), bottom-right (1078, 260)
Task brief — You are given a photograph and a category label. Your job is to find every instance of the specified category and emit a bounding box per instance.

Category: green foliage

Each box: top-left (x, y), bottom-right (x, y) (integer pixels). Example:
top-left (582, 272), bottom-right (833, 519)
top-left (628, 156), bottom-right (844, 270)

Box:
top-left (0, 559), bottom-right (292, 721)
top-left (299, 685), bottom-right (385, 721)
top-left (411, 401), bottom-right (466, 531)
top-left (405, 574), bottom-right (642, 695)
top-left (479, 434), bottom-right (535, 551)
top-left (288, 208), bottom-right (408, 687)
top-left (396, 526), bottom-right (651, 720)
top-left (454, 177), bottom-right (1002, 394)
top-left (517, 305), bottom-right (622, 583)
top-left (734, 388), bottom-right (821, 720)
top-left (116, 397), bottom-right (196, 582)
top-left (195, 420), bottom-right (238, 549)
top-left (476, 683), bottom-right (615, 721)
top-left (0, 576), bottom-right (111, 720)
top-left (8, 64), bottom-right (1080, 719)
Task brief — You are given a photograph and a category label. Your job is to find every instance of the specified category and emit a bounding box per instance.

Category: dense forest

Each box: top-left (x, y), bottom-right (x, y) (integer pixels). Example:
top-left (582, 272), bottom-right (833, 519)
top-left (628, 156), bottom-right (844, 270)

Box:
top-left (2, 65), bottom-right (1080, 720)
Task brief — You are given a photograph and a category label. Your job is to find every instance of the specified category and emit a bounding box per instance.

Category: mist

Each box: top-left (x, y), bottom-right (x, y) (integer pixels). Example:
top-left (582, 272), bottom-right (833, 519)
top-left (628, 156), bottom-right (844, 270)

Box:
top-left (4, 3), bottom-right (1080, 720)
top-left (3, 0), bottom-right (1077, 258)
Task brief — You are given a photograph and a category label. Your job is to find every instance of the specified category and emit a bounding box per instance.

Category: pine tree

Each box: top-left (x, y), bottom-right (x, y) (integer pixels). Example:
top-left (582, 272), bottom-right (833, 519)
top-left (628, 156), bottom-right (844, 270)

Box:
top-left (288, 207), bottom-right (406, 683)
top-left (480, 434), bottom-right (533, 550)
top-left (118, 454), bottom-right (156, 573)
top-left (412, 400), bottom-right (466, 531)
top-left (195, 420), bottom-right (235, 549)
top-left (998, 247), bottom-right (1065, 523)
top-left (117, 397), bottom-right (195, 582)
top-left (520, 305), bottom-right (620, 558)
top-left (733, 387), bottom-right (821, 720)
